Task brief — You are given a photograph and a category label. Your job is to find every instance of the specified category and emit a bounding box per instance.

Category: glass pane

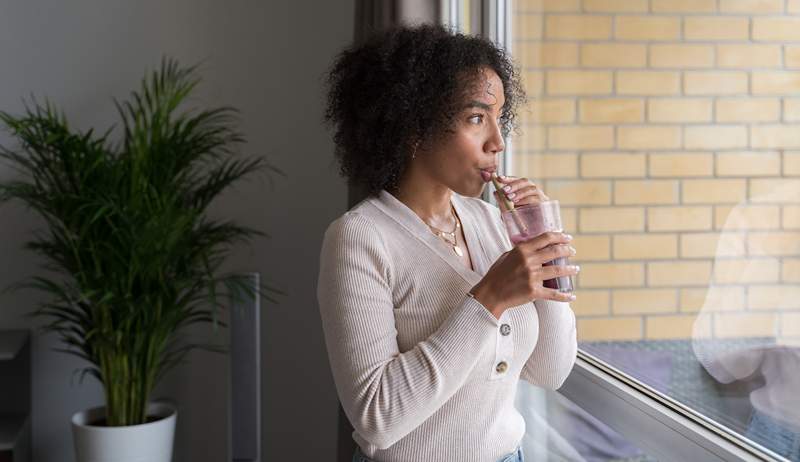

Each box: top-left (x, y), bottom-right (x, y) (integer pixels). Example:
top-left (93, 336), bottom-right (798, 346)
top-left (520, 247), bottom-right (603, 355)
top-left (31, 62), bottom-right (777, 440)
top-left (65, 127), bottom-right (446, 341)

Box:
top-left (516, 380), bottom-right (658, 461)
top-left (508, 0), bottom-right (800, 460)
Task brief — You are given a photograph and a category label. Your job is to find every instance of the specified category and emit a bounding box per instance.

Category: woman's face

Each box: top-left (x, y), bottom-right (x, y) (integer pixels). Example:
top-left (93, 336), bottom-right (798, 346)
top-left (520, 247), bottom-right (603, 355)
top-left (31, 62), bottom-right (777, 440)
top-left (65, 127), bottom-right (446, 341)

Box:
top-left (420, 68), bottom-right (506, 197)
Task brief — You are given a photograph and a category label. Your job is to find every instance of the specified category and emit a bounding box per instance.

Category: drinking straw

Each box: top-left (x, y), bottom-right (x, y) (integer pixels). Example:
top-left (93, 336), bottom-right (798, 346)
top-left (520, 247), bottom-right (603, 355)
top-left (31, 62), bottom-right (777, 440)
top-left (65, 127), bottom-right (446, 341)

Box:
top-left (491, 173), bottom-right (529, 234)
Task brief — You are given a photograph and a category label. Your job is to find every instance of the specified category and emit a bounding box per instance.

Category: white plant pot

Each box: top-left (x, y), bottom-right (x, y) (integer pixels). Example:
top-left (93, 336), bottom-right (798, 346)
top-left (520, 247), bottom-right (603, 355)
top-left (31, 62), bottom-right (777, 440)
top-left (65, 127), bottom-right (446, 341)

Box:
top-left (71, 401), bottom-right (176, 462)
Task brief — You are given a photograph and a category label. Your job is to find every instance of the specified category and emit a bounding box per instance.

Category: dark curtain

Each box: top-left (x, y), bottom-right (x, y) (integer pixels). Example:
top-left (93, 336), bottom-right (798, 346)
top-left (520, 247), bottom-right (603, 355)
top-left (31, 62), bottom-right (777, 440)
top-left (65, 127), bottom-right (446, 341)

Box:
top-left (338, 2), bottom-right (443, 460)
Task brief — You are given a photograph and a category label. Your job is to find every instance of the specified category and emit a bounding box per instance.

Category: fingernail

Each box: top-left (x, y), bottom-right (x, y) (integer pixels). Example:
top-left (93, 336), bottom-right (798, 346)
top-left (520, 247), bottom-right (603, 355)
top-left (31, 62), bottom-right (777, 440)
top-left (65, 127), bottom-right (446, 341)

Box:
top-left (564, 233), bottom-right (573, 241)
top-left (569, 246), bottom-right (576, 255)
top-left (506, 192), bottom-right (516, 199)
top-left (568, 294), bottom-right (576, 301)
top-left (499, 175), bottom-right (507, 180)
top-left (503, 185), bottom-right (511, 192)
top-left (572, 265), bottom-right (581, 273)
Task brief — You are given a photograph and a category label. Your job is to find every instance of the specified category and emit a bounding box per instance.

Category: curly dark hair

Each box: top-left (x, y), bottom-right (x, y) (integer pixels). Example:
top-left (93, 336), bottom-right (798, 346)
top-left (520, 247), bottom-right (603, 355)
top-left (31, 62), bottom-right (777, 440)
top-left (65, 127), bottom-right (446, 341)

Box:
top-left (324, 24), bottom-right (525, 196)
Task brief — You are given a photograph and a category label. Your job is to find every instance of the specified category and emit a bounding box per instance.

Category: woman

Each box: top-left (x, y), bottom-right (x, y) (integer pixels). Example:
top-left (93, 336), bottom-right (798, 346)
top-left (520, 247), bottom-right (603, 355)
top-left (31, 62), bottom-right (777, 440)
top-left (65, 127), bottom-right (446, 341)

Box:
top-left (318, 24), bottom-right (579, 462)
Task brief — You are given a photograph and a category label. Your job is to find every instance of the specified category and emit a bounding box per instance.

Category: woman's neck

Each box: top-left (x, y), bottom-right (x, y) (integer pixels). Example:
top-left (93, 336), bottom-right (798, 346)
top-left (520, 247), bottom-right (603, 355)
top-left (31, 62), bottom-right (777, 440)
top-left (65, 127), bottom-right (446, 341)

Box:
top-left (391, 173), bottom-right (455, 229)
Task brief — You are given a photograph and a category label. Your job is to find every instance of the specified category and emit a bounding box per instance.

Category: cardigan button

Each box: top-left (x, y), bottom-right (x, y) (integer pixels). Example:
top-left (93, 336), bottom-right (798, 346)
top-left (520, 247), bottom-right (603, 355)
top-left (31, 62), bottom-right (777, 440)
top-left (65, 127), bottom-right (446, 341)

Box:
top-left (500, 324), bottom-right (511, 336)
top-left (496, 361), bottom-right (508, 374)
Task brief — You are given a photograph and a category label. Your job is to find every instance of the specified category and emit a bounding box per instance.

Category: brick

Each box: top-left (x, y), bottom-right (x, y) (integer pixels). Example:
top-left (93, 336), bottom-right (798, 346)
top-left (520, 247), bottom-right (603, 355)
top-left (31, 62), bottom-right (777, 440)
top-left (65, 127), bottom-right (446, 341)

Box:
top-left (713, 258), bottom-right (780, 283)
top-left (651, 45), bottom-right (714, 69)
top-left (787, 47), bottom-right (800, 69)
top-left (717, 45), bottom-right (782, 69)
top-left (683, 179), bottom-right (747, 204)
top-left (581, 44), bottom-right (647, 68)
top-left (684, 17), bottom-right (749, 41)
top-left (714, 205), bottom-right (781, 229)
top-left (513, 153), bottom-right (578, 178)
top-left (681, 232), bottom-right (746, 258)
top-left (785, 99), bottom-right (800, 122)
top-left (572, 234), bottom-right (611, 261)
top-left (547, 71), bottom-right (613, 95)
top-left (614, 180), bottom-right (679, 205)
top-left (581, 153), bottom-right (646, 178)
top-left (522, 71), bottom-right (544, 95)
top-left (782, 313), bottom-right (800, 337)
top-left (753, 18), bottom-right (800, 41)
top-left (751, 179), bottom-right (800, 202)
top-left (718, 0), bottom-right (784, 13)
top-left (649, 152), bottom-right (713, 177)
top-left (783, 259), bottom-right (800, 282)
top-left (747, 232), bottom-right (800, 256)
top-left (715, 98), bottom-right (780, 122)
top-left (579, 98), bottom-right (644, 123)
top-left (562, 207), bottom-right (578, 231)
top-left (618, 126), bottom-right (681, 150)
top-left (617, 71), bottom-right (681, 95)
top-left (714, 313), bottom-right (777, 338)
top-left (515, 0), bottom-right (580, 12)
top-left (615, 16), bottom-right (680, 41)
top-left (546, 15), bottom-right (612, 40)
top-left (520, 43), bottom-right (579, 69)
top-left (651, 0), bottom-right (716, 13)
top-left (784, 152), bottom-right (800, 175)
top-left (613, 289), bottom-right (677, 314)
top-left (752, 72), bottom-right (800, 95)
top-left (526, 98), bottom-right (576, 123)
top-left (751, 126), bottom-right (800, 149)
top-left (514, 14), bottom-right (544, 40)
top-left (548, 126), bottom-right (614, 150)
top-left (684, 72), bottom-right (748, 95)
top-left (680, 287), bottom-right (745, 313)
top-left (613, 233), bottom-right (678, 259)
top-left (579, 262), bottom-right (645, 287)
top-left (648, 261), bottom-right (712, 286)
top-left (748, 285), bottom-right (800, 310)
top-left (783, 206), bottom-right (800, 229)
top-left (516, 124), bottom-right (547, 151)
top-left (685, 126), bottom-right (747, 150)
top-left (544, 180), bottom-right (611, 205)
top-left (647, 315), bottom-right (710, 340)
top-left (649, 206), bottom-right (712, 231)
top-left (570, 289), bottom-right (610, 316)
top-left (717, 152), bottom-right (781, 176)
top-left (584, 0), bottom-right (648, 12)
top-left (580, 207), bottom-right (645, 232)
top-left (649, 98), bottom-right (711, 123)
top-left (577, 317), bottom-right (642, 341)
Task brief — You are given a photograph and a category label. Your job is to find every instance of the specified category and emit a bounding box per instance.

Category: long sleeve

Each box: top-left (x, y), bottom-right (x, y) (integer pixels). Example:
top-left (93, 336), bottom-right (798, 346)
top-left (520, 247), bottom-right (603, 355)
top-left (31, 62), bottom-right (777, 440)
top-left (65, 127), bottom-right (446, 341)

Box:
top-left (317, 212), bottom-right (499, 449)
top-left (520, 299), bottom-right (577, 389)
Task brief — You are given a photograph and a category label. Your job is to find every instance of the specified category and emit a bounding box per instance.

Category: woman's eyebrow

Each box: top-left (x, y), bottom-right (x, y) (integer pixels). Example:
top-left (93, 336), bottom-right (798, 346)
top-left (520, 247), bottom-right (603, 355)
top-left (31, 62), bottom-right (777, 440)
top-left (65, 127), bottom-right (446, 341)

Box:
top-left (463, 100), bottom-right (493, 111)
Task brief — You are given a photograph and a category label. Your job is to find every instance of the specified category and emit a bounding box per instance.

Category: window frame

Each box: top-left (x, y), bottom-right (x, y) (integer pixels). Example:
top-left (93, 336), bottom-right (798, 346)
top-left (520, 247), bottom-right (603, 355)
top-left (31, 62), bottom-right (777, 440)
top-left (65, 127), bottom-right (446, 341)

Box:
top-left (459, 1), bottom-right (793, 460)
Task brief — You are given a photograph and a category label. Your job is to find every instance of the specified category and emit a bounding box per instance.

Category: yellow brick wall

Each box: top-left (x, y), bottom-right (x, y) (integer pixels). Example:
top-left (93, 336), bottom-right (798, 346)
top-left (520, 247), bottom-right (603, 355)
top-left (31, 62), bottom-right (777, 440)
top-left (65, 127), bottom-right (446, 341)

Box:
top-left (512, 0), bottom-right (800, 342)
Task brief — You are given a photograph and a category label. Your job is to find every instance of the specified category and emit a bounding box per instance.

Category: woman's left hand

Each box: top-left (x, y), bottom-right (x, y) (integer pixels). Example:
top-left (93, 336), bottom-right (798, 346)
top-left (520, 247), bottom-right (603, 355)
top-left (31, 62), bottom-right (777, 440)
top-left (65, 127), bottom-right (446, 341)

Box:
top-left (493, 175), bottom-right (550, 211)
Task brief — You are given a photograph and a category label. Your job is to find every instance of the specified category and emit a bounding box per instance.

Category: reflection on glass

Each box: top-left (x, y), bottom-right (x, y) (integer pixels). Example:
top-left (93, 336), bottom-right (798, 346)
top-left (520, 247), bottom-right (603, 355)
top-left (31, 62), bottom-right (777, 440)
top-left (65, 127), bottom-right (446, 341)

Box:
top-left (509, 0), bottom-right (800, 460)
top-left (516, 380), bottom-right (657, 461)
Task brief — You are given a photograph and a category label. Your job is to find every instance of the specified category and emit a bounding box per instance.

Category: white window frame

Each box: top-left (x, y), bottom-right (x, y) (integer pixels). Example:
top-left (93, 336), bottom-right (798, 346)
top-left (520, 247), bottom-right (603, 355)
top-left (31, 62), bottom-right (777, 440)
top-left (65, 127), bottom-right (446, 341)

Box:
top-left (450, 1), bottom-right (792, 460)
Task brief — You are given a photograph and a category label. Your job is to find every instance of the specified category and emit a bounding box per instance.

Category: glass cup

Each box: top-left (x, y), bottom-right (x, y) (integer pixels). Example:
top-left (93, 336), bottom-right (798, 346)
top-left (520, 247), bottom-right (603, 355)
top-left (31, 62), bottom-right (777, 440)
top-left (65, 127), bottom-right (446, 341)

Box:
top-left (500, 200), bottom-right (574, 293)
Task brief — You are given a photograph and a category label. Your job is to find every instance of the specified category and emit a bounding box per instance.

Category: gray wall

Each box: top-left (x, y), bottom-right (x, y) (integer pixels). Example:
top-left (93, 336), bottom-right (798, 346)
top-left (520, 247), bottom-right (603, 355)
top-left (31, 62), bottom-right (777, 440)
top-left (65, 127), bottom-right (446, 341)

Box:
top-left (0, 0), bottom-right (352, 460)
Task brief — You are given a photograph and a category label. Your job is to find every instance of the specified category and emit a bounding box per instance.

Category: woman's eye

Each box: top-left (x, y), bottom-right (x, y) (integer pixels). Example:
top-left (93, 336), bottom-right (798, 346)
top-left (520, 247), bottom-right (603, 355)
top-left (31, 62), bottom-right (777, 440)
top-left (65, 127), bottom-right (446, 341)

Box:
top-left (468, 114), bottom-right (483, 124)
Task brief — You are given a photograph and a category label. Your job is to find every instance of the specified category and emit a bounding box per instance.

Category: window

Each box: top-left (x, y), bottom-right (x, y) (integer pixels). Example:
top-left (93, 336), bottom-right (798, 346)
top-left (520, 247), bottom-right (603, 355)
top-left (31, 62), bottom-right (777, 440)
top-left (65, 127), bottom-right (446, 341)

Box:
top-left (455, 0), bottom-right (800, 460)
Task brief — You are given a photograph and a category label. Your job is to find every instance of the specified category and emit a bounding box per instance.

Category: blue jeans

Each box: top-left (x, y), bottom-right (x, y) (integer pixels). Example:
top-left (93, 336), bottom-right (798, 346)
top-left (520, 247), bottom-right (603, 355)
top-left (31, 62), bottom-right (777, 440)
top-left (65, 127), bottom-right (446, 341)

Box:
top-left (352, 446), bottom-right (524, 462)
top-left (745, 410), bottom-right (800, 461)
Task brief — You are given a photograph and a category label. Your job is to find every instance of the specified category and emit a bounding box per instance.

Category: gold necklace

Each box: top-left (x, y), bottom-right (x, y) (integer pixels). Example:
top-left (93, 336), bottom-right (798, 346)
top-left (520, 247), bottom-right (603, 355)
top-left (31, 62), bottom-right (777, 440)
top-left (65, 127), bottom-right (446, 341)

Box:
top-left (426, 204), bottom-right (464, 257)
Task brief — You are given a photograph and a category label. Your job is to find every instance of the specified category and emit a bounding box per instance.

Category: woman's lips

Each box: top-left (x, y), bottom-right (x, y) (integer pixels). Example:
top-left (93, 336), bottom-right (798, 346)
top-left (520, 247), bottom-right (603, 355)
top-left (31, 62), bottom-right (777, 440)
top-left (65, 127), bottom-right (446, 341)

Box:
top-left (479, 169), bottom-right (494, 182)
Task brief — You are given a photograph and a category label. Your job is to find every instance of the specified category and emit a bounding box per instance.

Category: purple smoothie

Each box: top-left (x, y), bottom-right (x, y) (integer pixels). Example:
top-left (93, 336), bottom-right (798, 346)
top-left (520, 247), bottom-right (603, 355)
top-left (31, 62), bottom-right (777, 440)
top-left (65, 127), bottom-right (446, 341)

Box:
top-left (505, 204), bottom-right (574, 293)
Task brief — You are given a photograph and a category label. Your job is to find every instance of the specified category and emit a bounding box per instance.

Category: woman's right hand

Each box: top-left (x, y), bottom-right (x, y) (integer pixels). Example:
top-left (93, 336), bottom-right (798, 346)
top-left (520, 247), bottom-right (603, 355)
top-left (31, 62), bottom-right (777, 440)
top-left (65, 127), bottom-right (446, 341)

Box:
top-left (469, 232), bottom-right (579, 319)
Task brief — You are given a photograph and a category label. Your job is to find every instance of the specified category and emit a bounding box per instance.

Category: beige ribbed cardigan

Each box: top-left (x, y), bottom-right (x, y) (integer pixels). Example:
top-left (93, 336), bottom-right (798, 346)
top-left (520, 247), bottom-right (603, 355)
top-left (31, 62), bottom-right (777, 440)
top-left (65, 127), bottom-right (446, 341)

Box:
top-left (317, 190), bottom-right (577, 462)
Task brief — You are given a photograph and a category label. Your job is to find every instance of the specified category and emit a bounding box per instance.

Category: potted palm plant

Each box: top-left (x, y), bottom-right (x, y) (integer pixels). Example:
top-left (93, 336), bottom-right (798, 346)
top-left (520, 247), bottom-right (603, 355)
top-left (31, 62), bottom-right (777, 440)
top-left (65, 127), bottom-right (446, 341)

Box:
top-left (0, 59), bottom-right (279, 462)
